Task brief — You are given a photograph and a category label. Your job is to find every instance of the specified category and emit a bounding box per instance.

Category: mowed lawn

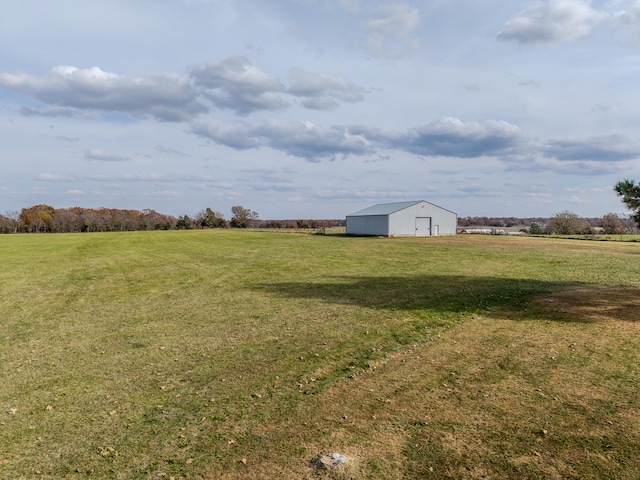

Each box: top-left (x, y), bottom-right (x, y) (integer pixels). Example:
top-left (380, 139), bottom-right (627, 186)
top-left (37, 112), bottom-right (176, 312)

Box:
top-left (1, 231), bottom-right (639, 479)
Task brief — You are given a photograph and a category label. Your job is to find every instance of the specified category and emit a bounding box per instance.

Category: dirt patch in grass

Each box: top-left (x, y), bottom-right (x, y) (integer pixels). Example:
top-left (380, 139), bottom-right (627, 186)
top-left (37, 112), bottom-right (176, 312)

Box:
top-left (224, 285), bottom-right (640, 479)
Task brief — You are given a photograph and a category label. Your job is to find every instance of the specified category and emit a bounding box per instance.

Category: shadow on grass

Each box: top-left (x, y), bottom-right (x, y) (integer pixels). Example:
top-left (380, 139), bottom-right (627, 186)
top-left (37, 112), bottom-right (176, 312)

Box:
top-left (255, 274), bottom-right (584, 321)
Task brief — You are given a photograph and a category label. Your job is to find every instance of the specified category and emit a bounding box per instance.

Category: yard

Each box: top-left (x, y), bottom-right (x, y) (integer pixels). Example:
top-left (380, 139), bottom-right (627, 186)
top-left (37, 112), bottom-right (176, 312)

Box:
top-left (1, 231), bottom-right (638, 478)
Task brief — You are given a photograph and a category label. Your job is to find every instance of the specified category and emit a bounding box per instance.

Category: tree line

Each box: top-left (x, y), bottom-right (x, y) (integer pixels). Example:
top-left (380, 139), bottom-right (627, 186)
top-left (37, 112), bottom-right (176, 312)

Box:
top-left (4, 179), bottom-right (640, 235)
top-left (0, 204), bottom-right (345, 234)
top-left (458, 179), bottom-right (640, 235)
top-left (533, 211), bottom-right (636, 235)
top-left (459, 212), bottom-right (637, 235)
top-left (1, 205), bottom-right (178, 233)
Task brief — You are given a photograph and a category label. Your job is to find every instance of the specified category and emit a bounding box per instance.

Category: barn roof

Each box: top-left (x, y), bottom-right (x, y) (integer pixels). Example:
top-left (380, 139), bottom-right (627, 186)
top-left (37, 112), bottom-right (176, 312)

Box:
top-left (347, 200), bottom-right (423, 217)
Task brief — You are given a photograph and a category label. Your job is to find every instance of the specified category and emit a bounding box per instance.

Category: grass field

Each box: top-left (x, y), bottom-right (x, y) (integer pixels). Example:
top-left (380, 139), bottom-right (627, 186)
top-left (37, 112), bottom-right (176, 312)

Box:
top-left (1, 231), bottom-right (639, 479)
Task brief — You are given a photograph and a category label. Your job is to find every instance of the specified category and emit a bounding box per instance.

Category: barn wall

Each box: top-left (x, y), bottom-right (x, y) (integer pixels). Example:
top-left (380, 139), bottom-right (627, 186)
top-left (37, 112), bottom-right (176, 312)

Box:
top-left (387, 202), bottom-right (457, 236)
top-left (388, 206), bottom-right (420, 236)
top-left (417, 201), bottom-right (457, 236)
top-left (346, 215), bottom-right (388, 235)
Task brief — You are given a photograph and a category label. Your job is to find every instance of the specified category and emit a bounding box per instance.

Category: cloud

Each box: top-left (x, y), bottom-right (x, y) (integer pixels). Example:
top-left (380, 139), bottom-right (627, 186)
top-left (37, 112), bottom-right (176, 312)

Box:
top-left (317, 188), bottom-right (411, 201)
top-left (503, 153), bottom-right (627, 175)
top-left (362, 3), bottom-right (421, 57)
top-left (38, 172), bottom-right (221, 185)
top-left (156, 145), bottom-right (189, 156)
top-left (191, 115), bottom-right (640, 171)
top-left (65, 189), bottom-right (85, 195)
top-left (616, 0), bottom-right (640, 34)
top-left (191, 120), bottom-right (264, 150)
top-left (192, 119), bottom-right (373, 160)
top-left (85, 149), bottom-right (131, 162)
top-left (55, 135), bottom-right (79, 142)
top-left (37, 173), bottom-right (77, 182)
top-left (20, 106), bottom-right (84, 118)
top-left (351, 117), bottom-right (526, 158)
top-left (401, 118), bottom-right (525, 157)
top-left (189, 56), bottom-right (288, 115)
top-left (497, 0), bottom-right (608, 45)
top-left (1, 59), bottom-right (367, 121)
top-left (0, 66), bottom-right (208, 122)
top-left (192, 116), bottom-right (524, 160)
top-left (542, 134), bottom-right (640, 161)
top-left (120, 173), bottom-right (177, 181)
top-left (288, 68), bottom-right (366, 110)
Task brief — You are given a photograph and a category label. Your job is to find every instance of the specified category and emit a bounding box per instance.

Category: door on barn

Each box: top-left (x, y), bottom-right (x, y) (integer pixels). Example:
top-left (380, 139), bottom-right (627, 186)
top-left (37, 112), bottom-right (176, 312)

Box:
top-left (415, 217), bottom-right (432, 236)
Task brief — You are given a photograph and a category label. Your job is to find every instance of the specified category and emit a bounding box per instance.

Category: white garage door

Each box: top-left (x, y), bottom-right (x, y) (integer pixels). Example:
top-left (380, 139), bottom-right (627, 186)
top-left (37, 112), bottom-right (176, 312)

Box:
top-left (415, 217), bottom-right (432, 236)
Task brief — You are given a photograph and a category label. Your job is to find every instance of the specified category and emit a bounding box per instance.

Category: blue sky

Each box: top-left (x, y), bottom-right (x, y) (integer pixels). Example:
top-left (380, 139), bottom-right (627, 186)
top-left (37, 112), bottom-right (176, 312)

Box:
top-left (2, 0), bottom-right (640, 219)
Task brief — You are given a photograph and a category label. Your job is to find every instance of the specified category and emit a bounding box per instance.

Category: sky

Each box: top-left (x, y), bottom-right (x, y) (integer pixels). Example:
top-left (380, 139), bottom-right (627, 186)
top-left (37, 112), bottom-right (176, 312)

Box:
top-left (2, 0), bottom-right (640, 220)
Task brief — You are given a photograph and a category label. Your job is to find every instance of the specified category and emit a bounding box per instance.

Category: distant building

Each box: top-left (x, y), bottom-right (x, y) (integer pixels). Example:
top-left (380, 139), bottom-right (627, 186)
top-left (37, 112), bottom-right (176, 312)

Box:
top-left (346, 200), bottom-right (457, 237)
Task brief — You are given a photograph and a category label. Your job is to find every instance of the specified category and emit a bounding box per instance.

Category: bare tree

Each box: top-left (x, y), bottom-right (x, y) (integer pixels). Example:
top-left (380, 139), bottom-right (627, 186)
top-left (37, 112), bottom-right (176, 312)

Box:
top-left (547, 211), bottom-right (581, 235)
top-left (601, 213), bottom-right (625, 235)
top-left (2, 210), bottom-right (19, 233)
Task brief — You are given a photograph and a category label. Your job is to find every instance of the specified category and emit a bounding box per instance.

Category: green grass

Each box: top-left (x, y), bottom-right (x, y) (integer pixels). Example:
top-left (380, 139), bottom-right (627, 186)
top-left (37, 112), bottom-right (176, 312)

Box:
top-left (1, 231), bottom-right (639, 479)
top-left (539, 234), bottom-right (640, 242)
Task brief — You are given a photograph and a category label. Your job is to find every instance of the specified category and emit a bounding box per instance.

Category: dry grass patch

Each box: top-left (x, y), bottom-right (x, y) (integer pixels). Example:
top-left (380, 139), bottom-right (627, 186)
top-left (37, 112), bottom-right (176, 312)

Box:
top-left (227, 285), bottom-right (640, 479)
top-left (544, 285), bottom-right (640, 326)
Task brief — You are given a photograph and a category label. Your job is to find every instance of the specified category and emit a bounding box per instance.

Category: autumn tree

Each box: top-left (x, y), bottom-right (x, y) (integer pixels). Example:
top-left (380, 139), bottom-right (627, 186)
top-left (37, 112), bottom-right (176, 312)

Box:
top-left (19, 204), bottom-right (55, 232)
top-left (230, 205), bottom-right (259, 228)
top-left (13, 205), bottom-right (178, 233)
top-left (614, 179), bottom-right (640, 228)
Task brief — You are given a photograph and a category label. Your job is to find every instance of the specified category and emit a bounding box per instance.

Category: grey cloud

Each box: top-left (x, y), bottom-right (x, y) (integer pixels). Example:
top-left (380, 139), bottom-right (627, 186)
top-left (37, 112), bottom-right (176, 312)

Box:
top-left (616, 2), bottom-right (640, 34)
top-left (316, 188), bottom-right (411, 202)
top-left (590, 103), bottom-right (613, 113)
top-left (401, 119), bottom-right (525, 157)
top-left (497, 0), bottom-right (608, 45)
top-left (192, 117), bottom-right (524, 161)
top-left (543, 135), bottom-right (640, 161)
top-left (300, 96), bottom-right (340, 110)
top-left (156, 145), bottom-right (189, 156)
top-left (191, 120), bottom-right (264, 150)
top-left (288, 68), bottom-right (366, 110)
top-left (37, 173), bottom-right (78, 182)
top-left (1, 67), bottom-right (207, 122)
top-left (265, 121), bottom-right (372, 159)
top-left (190, 116), bottom-right (640, 167)
top-left (192, 119), bottom-right (373, 160)
top-left (189, 56), bottom-right (288, 115)
top-left (85, 149), bottom-right (131, 162)
top-left (42, 173), bottom-right (219, 183)
top-left (55, 135), bottom-right (79, 142)
top-left (301, 0), bottom-right (360, 12)
top-left (351, 117), bottom-right (525, 158)
top-left (504, 154), bottom-right (625, 175)
top-left (20, 105), bottom-right (84, 117)
top-left (120, 173), bottom-right (177, 181)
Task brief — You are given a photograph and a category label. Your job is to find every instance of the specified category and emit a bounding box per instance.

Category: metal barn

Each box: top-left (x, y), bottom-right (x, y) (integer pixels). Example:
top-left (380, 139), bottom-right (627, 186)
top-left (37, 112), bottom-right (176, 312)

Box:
top-left (346, 200), bottom-right (457, 237)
